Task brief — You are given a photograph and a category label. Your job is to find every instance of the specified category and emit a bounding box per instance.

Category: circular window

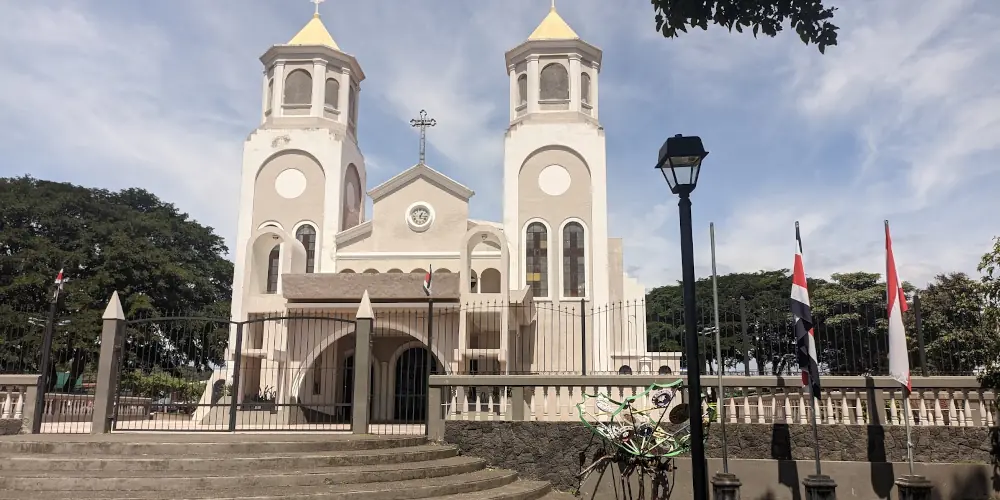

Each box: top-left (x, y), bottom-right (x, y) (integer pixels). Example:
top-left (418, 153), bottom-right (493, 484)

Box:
top-left (405, 202), bottom-right (435, 232)
top-left (274, 168), bottom-right (307, 199)
top-left (538, 164), bottom-right (571, 196)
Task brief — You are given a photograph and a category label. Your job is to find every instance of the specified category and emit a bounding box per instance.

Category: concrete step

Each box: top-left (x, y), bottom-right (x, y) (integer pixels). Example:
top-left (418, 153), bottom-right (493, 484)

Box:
top-left (0, 444), bottom-right (458, 472)
top-left (0, 468), bottom-right (520, 500)
top-left (0, 435), bottom-right (425, 456)
top-left (538, 491), bottom-right (577, 500)
top-left (422, 480), bottom-right (553, 499)
top-left (0, 456), bottom-right (486, 491)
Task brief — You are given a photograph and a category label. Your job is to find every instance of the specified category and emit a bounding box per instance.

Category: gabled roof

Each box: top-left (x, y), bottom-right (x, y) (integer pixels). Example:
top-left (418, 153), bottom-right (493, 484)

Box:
top-left (367, 163), bottom-right (475, 202)
top-left (288, 14), bottom-right (340, 50)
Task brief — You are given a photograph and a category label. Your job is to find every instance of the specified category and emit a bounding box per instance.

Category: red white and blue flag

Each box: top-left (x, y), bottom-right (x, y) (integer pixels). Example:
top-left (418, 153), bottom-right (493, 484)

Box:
top-left (423, 265), bottom-right (433, 296)
top-left (791, 222), bottom-right (821, 399)
top-left (885, 221), bottom-right (911, 391)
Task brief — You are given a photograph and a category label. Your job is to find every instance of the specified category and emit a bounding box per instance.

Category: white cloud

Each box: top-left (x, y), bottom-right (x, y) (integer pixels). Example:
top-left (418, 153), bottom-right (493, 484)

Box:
top-left (618, 0), bottom-right (1000, 290)
top-left (1, 0), bottom-right (997, 294)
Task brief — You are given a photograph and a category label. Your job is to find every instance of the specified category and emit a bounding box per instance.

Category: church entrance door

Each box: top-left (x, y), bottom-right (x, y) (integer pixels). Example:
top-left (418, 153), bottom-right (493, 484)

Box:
top-left (393, 346), bottom-right (439, 422)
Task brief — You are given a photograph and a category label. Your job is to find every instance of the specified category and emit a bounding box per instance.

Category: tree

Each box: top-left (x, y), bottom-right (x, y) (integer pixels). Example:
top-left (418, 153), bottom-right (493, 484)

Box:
top-left (809, 272), bottom-right (891, 375)
top-left (976, 236), bottom-right (1000, 390)
top-left (904, 273), bottom-right (990, 375)
top-left (650, 0), bottom-right (839, 53)
top-left (645, 269), bottom-right (801, 374)
top-left (0, 176), bottom-right (234, 382)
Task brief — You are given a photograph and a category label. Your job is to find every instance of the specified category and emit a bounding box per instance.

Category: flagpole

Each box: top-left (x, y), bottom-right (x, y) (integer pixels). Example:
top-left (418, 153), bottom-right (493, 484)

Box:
top-left (709, 223), bottom-right (728, 473)
top-left (886, 219), bottom-right (916, 475)
top-left (903, 388), bottom-right (914, 474)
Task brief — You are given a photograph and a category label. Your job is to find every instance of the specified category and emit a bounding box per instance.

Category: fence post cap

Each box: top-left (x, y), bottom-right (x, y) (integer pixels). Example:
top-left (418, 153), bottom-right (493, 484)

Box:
top-left (102, 291), bottom-right (125, 321)
top-left (356, 290), bottom-right (374, 320)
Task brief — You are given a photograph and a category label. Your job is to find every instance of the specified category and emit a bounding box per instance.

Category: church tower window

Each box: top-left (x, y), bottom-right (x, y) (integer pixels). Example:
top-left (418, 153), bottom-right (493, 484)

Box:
top-left (295, 224), bottom-right (317, 273)
top-left (324, 78), bottom-right (340, 109)
top-left (539, 63), bottom-right (569, 100)
top-left (342, 164), bottom-right (362, 230)
top-left (525, 222), bottom-right (549, 298)
top-left (266, 78), bottom-right (274, 113)
top-left (284, 69), bottom-right (312, 105)
top-left (517, 74), bottom-right (528, 106)
top-left (562, 222), bottom-right (586, 297)
top-left (266, 245), bottom-right (280, 294)
top-left (581, 72), bottom-right (591, 105)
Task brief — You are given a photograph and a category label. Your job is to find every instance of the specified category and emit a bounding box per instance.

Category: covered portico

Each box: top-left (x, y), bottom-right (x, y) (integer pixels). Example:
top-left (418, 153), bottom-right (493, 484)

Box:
top-left (279, 272), bottom-right (461, 423)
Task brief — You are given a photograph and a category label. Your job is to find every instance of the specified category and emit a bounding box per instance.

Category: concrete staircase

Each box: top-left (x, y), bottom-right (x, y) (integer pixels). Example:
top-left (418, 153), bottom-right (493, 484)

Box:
top-left (0, 434), bottom-right (573, 500)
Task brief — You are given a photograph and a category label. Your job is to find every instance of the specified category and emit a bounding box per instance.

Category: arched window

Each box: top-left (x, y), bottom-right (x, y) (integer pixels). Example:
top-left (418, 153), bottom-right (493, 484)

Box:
top-left (470, 270), bottom-right (479, 293)
top-left (284, 69), bottom-right (312, 106)
top-left (563, 222), bottom-right (586, 297)
top-left (348, 86), bottom-right (358, 131)
top-left (324, 78), bottom-right (340, 109)
top-left (387, 268), bottom-right (403, 273)
top-left (658, 365), bottom-right (672, 375)
top-left (480, 268), bottom-right (501, 293)
top-left (581, 73), bottom-right (591, 105)
top-left (363, 269), bottom-right (378, 274)
top-left (266, 78), bottom-right (274, 113)
top-left (618, 365), bottom-right (633, 375)
top-left (266, 245), bottom-right (280, 294)
top-left (340, 269), bottom-right (356, 273)
top-left (342, 164), bottom-right (362, 230)
top-left (517, 74), bottom-right (527, 106)
top-left (539, 63), bottom-right (569, 100)
top-left (434, 268), bottom-right (452, 274)
top-left (295, 225), bottom-right (317, 273)
top-left (525, 222), bottom-right (548, 298)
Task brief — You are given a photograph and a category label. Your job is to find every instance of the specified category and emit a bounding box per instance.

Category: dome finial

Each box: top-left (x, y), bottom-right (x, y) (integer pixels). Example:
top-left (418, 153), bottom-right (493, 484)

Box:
top-left (311, 0), bottom-right (324, 18)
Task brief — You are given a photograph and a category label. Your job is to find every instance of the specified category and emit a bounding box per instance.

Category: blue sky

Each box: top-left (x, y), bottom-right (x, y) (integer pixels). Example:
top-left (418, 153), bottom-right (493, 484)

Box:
top-left (2, 0), bottom-right (999, 290)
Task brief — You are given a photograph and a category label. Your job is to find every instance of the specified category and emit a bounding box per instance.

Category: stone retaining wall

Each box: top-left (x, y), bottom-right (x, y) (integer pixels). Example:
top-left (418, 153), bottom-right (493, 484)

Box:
top-left (443, 421), bottom-right (998, 493)
top-left (0, 418), bottom-right (26, 435)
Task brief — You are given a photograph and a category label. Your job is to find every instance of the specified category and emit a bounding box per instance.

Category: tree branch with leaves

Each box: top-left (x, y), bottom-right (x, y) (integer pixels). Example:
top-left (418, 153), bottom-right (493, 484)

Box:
top-left (650, 0), bottom-right (840, 53)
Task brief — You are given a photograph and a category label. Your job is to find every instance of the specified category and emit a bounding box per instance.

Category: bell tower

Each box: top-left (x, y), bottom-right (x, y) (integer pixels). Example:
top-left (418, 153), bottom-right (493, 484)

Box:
top-left (231, 5), bottom-right (367, 322)
top-left (501, 4), bottom-right (612, 372)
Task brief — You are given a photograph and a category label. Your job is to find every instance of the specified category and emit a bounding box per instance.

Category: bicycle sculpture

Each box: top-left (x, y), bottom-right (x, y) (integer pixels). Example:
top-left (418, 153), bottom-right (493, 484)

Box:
top-left (575, 379), bottom-right (718, 489)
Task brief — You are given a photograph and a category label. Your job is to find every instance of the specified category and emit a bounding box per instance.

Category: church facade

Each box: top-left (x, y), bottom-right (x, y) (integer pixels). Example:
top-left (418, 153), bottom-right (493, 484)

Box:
top-left (204, 6), bottom-right (678, 426)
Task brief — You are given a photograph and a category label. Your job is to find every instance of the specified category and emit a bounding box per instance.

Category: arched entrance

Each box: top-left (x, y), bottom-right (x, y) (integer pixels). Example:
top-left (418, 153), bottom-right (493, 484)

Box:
top-left (340, 354), bottom-right (375, 422)
top-left (393, 346), bottom-right (441, 422)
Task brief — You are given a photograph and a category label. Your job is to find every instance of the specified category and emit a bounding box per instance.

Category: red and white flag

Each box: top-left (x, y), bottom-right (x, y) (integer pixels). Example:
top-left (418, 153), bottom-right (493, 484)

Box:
top-left (791, 222), bottom-right (821, 398)
top-left (423, 265), bottom-right (433, 296)
top-left (52, 268), bottom-right (65, 300)
top-left (885, 221), bottom-right (911, 390)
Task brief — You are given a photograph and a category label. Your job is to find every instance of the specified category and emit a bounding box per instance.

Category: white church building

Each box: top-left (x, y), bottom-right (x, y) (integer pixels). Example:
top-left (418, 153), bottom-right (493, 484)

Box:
top-left (203, 5), bottom-right (679, 426)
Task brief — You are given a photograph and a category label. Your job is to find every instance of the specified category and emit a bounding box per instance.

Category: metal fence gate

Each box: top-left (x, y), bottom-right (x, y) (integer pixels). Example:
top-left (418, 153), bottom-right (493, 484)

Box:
top-left (111, 311), bottom-right (355, 432)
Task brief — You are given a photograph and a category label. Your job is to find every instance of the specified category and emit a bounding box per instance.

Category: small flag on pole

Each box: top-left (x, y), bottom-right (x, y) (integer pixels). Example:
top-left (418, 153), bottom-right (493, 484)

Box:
top-left (423, 265), bottom-right (433, 296)
top-left (53, 268), bottom-right (65, 300)
top-left (885, 221), bottom-right (911, 390)
top-left (791, 222), bottom-right (821, 399)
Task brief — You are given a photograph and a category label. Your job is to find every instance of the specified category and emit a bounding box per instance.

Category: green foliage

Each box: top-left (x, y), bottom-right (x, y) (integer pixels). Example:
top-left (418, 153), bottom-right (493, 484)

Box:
top-left (119, 370), bottom-right (205, 401)
top-left (0, 176), bottom-right (234, 375)
top-left (976, 237), bottom-right (1000, 390)
top-left (905, 273), bottom-right (992, 375)
top-left (650, 0), bottom-right (839, 53)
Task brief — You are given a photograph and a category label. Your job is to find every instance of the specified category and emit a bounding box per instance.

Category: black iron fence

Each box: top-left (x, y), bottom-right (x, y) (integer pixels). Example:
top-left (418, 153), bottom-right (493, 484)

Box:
top-left (647, 296), bottom-right (993, 377)
top-left (0, 304), bottom-right (98, 433)
top-left (1, 294), bottom-right (993, 434)
top-left (112, 310), bottom-right (356, 432)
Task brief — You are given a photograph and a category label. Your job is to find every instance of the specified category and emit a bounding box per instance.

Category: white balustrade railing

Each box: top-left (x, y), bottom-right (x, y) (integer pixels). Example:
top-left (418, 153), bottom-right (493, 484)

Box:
top-left (429, 375), bottom-right (996, 428)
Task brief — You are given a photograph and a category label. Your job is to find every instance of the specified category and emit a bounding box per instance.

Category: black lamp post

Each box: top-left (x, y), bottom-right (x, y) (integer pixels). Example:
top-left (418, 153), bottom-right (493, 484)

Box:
top-left (655, 133), bottom-right (709, 500)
